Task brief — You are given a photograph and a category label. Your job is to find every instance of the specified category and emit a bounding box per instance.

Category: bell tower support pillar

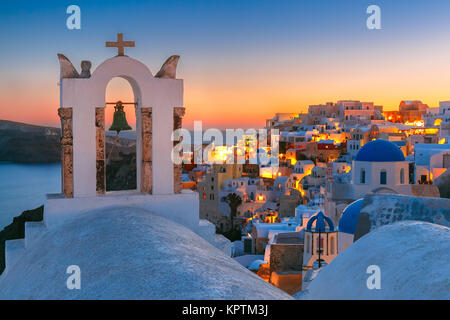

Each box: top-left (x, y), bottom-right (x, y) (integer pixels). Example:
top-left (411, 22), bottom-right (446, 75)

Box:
top-left (141, 107), bottom-right (153, 194)
top-left (95, 107), bottom-right (106, 194)
top-left (173, 107), bottom-right (185, 194)
top-left (58, 107), bottom-right (74, 198)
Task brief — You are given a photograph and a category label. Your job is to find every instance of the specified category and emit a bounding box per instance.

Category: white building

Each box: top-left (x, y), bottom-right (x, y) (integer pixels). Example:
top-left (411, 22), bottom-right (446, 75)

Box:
top-left (439, 101), bottom-right (450, 124)
top-left (414, 143), bottom-right (450, 183)
top-left (351, 139), bottom-right (410, 197)
top-left (326, 139), bottom-right (440, 226)
top-left (287, 160), bottom-right (315, 191)
top-left (294, 205), bottom-right (321, 227)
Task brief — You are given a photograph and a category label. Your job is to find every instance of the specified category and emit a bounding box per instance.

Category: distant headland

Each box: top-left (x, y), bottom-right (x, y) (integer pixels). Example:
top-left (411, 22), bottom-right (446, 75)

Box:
top-left (0, 120), bottom-right (61, 163)
top-left (0, 120), bottom-right (137, 164)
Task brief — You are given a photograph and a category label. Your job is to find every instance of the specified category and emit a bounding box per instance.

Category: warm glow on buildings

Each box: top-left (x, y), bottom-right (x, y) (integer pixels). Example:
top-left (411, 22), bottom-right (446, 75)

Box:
top-left (404, 120), bottom-right (425, 127)
top-left (208, 145), bottom-right (234, 163)
top-left (264, 213), bottom-right (279, 224)
top-left (400, 127), bottom-right (439, 136)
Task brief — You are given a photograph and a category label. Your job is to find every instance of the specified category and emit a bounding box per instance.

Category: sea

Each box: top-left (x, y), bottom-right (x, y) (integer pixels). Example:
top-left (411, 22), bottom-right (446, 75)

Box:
top-left (0, 162), bottom-right (61, 230)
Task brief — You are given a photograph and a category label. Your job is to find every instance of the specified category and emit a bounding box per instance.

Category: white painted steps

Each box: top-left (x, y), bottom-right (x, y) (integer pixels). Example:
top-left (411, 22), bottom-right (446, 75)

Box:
top-left (2, 221), bottom-right (48, 279)
top-left (197, 219), bottom-right (232, 256)
top-left (3, 239), bottom-right (25, 277)
top-left (24, 221), bottom-right (47, 247)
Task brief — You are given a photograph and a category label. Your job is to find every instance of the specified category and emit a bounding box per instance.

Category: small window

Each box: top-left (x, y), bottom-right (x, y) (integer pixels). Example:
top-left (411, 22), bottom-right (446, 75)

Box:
top-left (380, 170), bottom-right (387, 185)
top-left (400, 168), bottom-right (405, 184)
top-left (360, 168), bottom-right (366, 184)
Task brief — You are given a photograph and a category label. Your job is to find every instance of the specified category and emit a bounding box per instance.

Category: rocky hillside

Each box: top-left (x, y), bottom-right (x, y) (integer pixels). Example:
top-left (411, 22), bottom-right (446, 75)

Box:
top-left (0, 120), bottom-right (137, 164)
top-left (0, 120), bottom-right (61, 163)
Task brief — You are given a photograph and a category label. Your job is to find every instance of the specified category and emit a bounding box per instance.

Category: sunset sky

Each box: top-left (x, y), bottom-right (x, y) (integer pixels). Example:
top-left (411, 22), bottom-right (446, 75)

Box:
top-left (1, 0), bottom-right (450, 129)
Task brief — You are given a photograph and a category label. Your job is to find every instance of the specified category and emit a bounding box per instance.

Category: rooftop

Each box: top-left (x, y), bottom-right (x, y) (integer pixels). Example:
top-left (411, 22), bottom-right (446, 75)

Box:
top-left (0, 206), bottom-right (292, 300)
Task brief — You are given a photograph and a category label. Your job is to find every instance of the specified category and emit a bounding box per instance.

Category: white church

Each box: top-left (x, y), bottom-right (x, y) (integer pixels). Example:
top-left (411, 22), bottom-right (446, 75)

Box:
top-left (326, 139), bottom-right (440, 225)
top-left (0, 35), bottom-right (292, 300)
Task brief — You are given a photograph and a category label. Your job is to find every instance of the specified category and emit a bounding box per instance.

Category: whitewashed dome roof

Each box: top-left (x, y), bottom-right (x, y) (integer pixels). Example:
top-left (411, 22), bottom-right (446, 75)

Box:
top-left (0, 207), bottom-right (292, 300)
top-left (297, 221), bottom-right (450, 300)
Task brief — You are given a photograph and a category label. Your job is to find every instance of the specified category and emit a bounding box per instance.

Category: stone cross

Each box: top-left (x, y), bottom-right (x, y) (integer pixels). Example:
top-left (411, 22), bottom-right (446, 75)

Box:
top-left (105, 33), bottom-right (135, 56)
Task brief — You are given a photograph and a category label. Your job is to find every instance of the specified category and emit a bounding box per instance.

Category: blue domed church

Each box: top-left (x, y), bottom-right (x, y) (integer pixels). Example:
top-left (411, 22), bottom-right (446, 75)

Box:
top-left (326, 140), bottom-right (412, 228)
top-left (302, 212), bottom-right (338, 275)
top-left (326, 139), bottom-right (440, 253)
top-left (352, 139), bottom-right (410, 197)
top-left (337, 199), bottom-right (364, 252)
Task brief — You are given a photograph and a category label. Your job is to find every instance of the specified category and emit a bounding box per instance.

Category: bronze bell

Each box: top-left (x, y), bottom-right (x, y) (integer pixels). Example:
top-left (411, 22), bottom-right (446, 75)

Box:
top-left (109, 101), bottom-right (132, 134)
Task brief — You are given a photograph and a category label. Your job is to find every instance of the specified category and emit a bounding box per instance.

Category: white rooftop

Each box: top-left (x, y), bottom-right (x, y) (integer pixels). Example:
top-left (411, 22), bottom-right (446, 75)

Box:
top-left (0, 206), bottom-right (292, 300)
top-left (297, 221), bottom-right (450, 300)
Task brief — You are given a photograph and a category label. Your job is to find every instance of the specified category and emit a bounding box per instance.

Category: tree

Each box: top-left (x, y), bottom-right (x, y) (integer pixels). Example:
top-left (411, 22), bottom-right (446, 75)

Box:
top-left (225, 193), bottom-right (242, 232)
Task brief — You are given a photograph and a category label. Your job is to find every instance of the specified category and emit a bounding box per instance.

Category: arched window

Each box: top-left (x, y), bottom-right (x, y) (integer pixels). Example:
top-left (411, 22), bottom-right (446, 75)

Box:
top-left (330, 236), bottom-right (335, 255)
top-left (360, 168), bottom-right (366, 184)
top-left (380, 170), bottom-right (387, 185)
top-left (400, 168), bottom-right (405, 184)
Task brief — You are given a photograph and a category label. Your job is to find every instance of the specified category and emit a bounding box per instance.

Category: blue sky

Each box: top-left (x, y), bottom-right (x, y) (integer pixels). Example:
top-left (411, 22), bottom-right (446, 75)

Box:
top-left (1, 0), bottom-right (450, 128)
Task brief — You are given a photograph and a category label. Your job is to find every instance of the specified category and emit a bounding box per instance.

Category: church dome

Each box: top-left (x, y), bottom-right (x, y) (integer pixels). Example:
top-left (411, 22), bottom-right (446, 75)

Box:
top-left (355, 139), bottom-right (405, 162)
top-left (338, 199), bottom-right (364, 234)
top-left (0, 207), bottom-right (292, 300)
top-left (306, 212), bottom-right (335, 232)
top-left (297, 221), bottom-right (450, 300)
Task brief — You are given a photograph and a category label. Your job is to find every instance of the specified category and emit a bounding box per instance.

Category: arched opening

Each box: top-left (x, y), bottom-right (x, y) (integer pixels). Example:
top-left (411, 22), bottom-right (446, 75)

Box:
top-left (360, 168), bottom-right (366, 184)
top-left (371, 187), bottom-right (398, 194)
top-left (104, 77), bottom-right (137, 191)
top-left (380, 169), bottom-right (387, 185)
top-left (400, 168), bottom-right (405, 184)
top-left (330, 236), bottom-right (335, 255)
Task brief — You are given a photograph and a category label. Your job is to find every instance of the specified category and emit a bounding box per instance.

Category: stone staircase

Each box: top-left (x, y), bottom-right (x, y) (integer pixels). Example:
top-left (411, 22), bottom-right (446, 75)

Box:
top-left (197, 219), bottom-right (232, 256)
top-left (2, 221), bottom-right (48, 278)
top-left (24, 221), bottom-right (47, 247)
